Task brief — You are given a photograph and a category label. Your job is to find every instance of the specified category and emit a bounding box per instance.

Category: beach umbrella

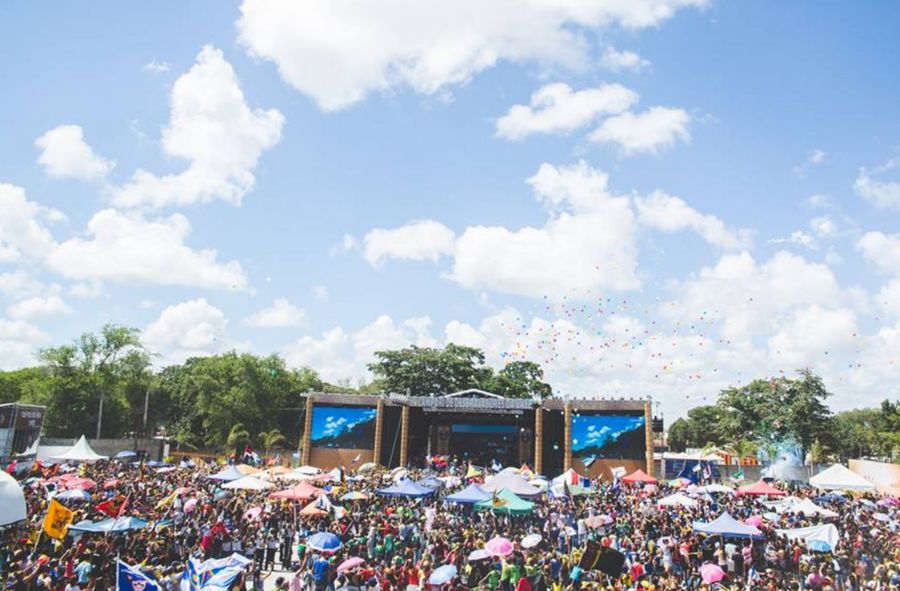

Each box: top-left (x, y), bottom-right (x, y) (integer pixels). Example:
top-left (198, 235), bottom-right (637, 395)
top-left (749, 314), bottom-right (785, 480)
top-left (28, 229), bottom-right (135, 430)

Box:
top-left (521, 534), bottom-right (542, 549)
top-left (485, 536), bottom-right (514, 557)
top-left (114, 450), bottom-right (136, 460)
top-left (270, 482), bottom-right (323, 500)
top-left (428, 565), bottom-right (457, 586)
top-left (295, 465), bottom-right (320, 475)
top-left (222, 476), bottom-right (274, 491)
top-left (337, 557), bottom-right (365, 573)
top-left (308, 532), bottom-right (342, 553)
top-left (358, 462), bottom-right (377, 473)
top-left (467, 549), bottom-right (492, 562)
top-left (700, 564), bottom-right (725, 585)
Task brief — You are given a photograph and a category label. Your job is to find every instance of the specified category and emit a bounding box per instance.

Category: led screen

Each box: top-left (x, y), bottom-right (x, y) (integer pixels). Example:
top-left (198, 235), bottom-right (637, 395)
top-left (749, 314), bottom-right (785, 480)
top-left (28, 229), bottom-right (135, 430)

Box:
top-left (571, 413), bottom-right (646, 460)
top-left (310, 405), bottom-right (377, 449)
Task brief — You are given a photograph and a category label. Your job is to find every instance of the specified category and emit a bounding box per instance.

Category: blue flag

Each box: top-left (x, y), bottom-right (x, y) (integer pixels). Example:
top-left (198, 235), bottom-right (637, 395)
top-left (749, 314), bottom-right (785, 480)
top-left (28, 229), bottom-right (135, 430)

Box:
top-left (117, 560), bottom-right (160, 591)
top-left (181, 553), bottom-right (251, 591)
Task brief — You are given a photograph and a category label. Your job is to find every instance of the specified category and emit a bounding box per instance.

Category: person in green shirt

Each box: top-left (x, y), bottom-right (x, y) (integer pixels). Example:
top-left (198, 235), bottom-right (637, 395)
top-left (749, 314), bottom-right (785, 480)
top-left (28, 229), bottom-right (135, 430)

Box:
top-left (481, 564), bottom-right (502, 590)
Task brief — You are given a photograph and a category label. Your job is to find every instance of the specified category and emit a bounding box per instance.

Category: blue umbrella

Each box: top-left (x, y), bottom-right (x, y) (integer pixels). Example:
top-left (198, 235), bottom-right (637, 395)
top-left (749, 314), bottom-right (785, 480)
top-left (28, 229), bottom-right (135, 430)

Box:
top-left (307, 532), bottom-right (342, 553)
top-left (428, 565), bottom-right (457, 586)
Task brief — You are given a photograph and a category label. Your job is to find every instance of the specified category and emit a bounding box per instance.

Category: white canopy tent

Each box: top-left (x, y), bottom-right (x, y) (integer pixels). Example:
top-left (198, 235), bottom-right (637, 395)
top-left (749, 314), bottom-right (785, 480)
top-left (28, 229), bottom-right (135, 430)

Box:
top-left (50, 435), bottom-right (108, 463)
top-left (208, 466), bottom-right (247, 482)
top-left (658, 492), bottom-right (698, 508)
top-left (809, 464), bottom-right (876, 492)
top-left (222, 476), bottom-right (274, 491)
top-left (775, 523), bottom-right (840, 552)
top-left (0, 472), bottom-right (27, 526)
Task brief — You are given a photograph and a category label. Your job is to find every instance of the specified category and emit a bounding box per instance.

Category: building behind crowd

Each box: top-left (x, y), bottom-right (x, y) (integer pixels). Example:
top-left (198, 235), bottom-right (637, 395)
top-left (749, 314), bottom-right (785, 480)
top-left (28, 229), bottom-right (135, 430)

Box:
top-left (299, 389), bottom-right (656, 479)
top-left (0, 403), bottom-right (45, 465)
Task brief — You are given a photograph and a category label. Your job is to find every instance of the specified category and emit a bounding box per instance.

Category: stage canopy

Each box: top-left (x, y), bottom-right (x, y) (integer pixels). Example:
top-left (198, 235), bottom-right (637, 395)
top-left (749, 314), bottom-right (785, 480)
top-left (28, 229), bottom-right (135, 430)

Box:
top-left (50, 435), bottom-right (108, 463)
top-left (445, 483), bottom-right (491, 505)
top-left (809, 464), bottom-right (876, 492)
top-left (475, 488), bottom-right (534, 515)
top-left (693, 512), bottom-right (763, 539)
top-left (0, 472), bottom-right (26, 526)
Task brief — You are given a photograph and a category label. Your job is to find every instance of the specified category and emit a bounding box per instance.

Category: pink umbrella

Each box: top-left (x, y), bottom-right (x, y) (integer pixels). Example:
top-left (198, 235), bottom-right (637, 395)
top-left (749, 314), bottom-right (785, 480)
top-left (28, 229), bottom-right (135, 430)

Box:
top-left (485, 536), bottom-right (514, 557)
top-left (744, 515), bottom-right (764, 528)
top-left (337, 557), bottom-right (365, 573)
top-left (700, 564), bottom-right (725, 584)
top-left (243, 506), bottom-right (263, 521)
top-left (183, 498), bottom-right (198, 513)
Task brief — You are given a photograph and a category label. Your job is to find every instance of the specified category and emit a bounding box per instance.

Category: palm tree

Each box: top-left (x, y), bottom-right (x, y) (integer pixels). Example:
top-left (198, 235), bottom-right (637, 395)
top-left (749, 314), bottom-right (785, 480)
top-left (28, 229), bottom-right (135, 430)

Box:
top-left (227, 423), bottom-right (251, 461)
top-left (258, 428), bottom-right (287, 459)
top-left (727, 439), bottom-right (757, 481)
top-left (807, 438), bottom-right (824, 477)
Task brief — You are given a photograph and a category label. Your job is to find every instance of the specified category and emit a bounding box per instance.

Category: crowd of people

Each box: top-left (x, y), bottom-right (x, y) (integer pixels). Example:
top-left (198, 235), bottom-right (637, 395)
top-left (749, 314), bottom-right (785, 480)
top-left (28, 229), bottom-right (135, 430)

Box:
top-left (1, 454), bottom-right (898, 591)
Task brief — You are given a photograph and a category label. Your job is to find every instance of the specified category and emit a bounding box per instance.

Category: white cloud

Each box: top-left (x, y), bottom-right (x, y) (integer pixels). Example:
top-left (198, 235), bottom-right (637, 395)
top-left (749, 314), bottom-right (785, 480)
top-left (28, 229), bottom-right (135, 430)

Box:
top-left (35, 124), bottom-right (114, 182)
top-left (330, 234), bottom-right (358, 257)
top-left (856, 232), bottom-right (900, 276)
top-left (69, 279), bottom-right (105, 299)
top-left (635, 190), bottom-right (752, 250)
top-left (142, 60), bottom-right (170, 73)
top-left (767, 305), bottom-right (857, 365)
top-left (495, 83), bottom-right (637, 140)
top-left (809, 215), bottom-right (837, 237)
top-left (313, 285), bottom-right (329, 301)
top-left (854, 160), bottom-right (900, 209)
top-left (282, 314), bottom-right (436, 382)
top-left (589, 106), bottom-right (690, 154)
top-left (793, 148), bottom-right (826, 177)
top-left (144, 298), bottom-right (228, 365)
top-left (113, 46), bottom-right (284, 209)
top-left (806, 194), bottom-right (832, 209)
top-left (7, 296), bottom-right (72, 321)
top-left (768, 230), bottom-right (815, 249)
top-left (450, 161), bottom-right (639, 298)
top-left (0, 318), bottom-right (49, 369)
top-left (47, 209), bottom-right (248, 290)
top-left (0, 183), bottom-right (64, 263)
top-left (243, 298), bottom-right (306, 328)
top-left (599, 46), bottom-right (649, 72)
top-left (363, 220), bottom-right (456, 267)
top-left (0, 271), bottom-right (53, 300)
top-left (236, 0), bottom-right (707, 111)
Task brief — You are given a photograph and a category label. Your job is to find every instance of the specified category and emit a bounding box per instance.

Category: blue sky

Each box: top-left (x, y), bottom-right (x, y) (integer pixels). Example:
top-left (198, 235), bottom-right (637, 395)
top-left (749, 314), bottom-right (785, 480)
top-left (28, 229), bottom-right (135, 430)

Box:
top-left (2, 1), bottom-right (900, 420)
top-left (571, 414), bottom-right (645, 453)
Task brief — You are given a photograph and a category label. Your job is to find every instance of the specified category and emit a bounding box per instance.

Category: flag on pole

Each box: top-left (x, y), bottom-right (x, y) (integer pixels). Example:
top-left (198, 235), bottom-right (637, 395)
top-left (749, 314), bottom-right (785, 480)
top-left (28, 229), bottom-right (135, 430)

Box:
top-left (97, 495), bottom-right (127, 517)
top-left (180, 553), bottom-right (251, 591)
top-left (43, 499), bottom-right (74, 539)
top-left (117, 560), bottom-right (160, 591)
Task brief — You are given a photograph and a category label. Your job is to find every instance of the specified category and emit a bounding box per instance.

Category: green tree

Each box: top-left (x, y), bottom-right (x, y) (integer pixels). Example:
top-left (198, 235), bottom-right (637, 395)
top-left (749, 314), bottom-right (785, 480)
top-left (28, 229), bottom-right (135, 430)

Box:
top-left (227, 423), bottom-right (251, 459)
top-left (666, 405), bottom-right (725, 452)
top-left (259, 428), bottom-right (286, 457)
top-left (368, 344), bottom-right (494, 396)
top-left (778, 369), bottom-right (833, 460)
top-left (487, 361), bottom-right (553, 399)
top-left (726, 439), bottom-right (757, 465)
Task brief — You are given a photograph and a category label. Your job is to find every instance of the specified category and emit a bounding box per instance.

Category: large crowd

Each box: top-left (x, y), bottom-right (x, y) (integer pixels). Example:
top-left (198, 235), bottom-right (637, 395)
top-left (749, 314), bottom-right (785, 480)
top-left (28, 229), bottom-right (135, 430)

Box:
top-left (1, 455), bottom-right (898, 591)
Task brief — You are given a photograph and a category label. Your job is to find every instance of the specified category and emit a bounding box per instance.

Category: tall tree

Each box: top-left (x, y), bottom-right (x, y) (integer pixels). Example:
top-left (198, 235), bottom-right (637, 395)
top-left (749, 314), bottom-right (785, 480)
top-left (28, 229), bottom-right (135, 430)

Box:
top-left (487, 361), bottom-right (553, 399)
top-left (367, 344), bottom-right (493, 396)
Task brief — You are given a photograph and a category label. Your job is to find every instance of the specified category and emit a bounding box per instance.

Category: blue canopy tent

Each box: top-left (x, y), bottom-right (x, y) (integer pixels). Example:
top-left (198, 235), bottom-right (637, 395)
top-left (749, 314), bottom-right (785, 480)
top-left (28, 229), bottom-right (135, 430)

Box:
top-left (70, 517), bottom-right (149, 533)
top-left (445, 483), bottom-right (491, 505)
top-left (376, 479), bottom-right (434, 498)
top-left (693, 512), bottom-right (763, 539)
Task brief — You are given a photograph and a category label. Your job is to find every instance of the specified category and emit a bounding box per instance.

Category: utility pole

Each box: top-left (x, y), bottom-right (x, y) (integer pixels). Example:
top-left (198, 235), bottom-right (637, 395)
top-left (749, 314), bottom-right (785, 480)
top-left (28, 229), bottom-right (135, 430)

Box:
top-left (96, 390), bottom-right (104, 439)
top-left (143, 385), bottom-right (151, 435)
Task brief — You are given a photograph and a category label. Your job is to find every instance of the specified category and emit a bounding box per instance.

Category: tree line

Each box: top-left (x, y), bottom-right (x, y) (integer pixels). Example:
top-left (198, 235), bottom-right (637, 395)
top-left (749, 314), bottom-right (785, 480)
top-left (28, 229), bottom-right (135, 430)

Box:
top-left (0, 324), bottom-right (553, 453)
top-left (666, 369), bottom-right (900, 464)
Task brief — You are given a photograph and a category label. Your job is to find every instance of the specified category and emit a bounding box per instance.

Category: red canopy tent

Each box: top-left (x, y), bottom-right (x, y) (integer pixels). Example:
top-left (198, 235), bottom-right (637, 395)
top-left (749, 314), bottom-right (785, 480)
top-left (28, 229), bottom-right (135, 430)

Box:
top-left (736, 479), bottom-right (786, 497)
top-left (269, 482), bottom-right (324, 501)
top-left (621, 469), bottom-right (658, 485)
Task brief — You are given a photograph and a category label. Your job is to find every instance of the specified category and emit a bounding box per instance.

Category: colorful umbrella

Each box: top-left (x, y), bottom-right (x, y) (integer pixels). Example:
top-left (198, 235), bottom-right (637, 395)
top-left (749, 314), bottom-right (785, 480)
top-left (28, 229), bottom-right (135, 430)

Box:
top-left (521, 534), bottom-right (542, 549)
top-left (485, 536), bottom-right (514, 557)
top-left (307, 532), bottom-right (342, 553)
top-left (467, 549), bottom-right (492, 562)
top-left (428, 565), bottom-right (457, 586)
top-left (700, 564), bottom-right (725, 584)
top-left (337, 557), bottom-right (365, 573)
top-left (744, 515), bottom-right (764, 528)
